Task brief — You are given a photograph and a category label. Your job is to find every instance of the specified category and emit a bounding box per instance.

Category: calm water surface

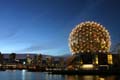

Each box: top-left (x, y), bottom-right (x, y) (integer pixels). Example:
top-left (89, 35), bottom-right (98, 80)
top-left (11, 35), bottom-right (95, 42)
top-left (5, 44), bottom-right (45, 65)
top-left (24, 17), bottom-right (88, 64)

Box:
top-left (0, 70), bottom-right (119, 80)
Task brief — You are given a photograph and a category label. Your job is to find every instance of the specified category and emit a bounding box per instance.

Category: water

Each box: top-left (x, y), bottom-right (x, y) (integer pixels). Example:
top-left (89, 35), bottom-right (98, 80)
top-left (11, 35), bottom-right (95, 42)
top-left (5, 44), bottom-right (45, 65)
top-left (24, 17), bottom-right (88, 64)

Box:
top-left (0, 70), bottom-right (119, 80)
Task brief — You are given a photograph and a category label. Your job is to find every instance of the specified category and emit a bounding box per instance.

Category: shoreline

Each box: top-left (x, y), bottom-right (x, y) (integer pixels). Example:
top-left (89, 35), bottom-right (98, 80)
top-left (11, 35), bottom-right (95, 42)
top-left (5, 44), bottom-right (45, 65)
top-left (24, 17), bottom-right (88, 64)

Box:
top-left (1, 67), bottom-right (120, 75)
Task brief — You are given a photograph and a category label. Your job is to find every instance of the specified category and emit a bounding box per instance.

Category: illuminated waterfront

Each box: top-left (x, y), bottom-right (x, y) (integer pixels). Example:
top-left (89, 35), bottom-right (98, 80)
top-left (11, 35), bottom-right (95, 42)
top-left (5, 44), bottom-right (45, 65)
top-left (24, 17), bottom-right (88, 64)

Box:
top-left (0, 70), bottom-right (119, 80)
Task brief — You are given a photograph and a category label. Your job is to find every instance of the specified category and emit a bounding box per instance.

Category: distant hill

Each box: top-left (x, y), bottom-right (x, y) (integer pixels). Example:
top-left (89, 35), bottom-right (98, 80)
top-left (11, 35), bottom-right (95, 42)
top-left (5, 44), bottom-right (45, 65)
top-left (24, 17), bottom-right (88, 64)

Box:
top-left (2, 53), bottom-right (71, 60)
top-left (3, 54), bottom-right (35, 59)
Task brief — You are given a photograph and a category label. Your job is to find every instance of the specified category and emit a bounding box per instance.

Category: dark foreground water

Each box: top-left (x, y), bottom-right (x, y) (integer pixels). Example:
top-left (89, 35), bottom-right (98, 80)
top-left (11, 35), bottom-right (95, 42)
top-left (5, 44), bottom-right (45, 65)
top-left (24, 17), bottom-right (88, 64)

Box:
top-left (0, 70), bottom-right (119, 80)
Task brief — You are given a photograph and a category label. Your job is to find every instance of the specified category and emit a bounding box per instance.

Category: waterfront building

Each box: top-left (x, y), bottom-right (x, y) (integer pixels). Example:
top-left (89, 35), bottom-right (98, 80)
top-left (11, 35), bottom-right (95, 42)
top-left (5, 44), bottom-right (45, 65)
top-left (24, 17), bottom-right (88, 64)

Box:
top-left (26, 54), bottom-right (32, 65)
top-left (67, 21), bottom-right (114, 70)
top-left (36, 54), bottom-right (42, 66)
top-left (46, 56), bottom-right (54, 67)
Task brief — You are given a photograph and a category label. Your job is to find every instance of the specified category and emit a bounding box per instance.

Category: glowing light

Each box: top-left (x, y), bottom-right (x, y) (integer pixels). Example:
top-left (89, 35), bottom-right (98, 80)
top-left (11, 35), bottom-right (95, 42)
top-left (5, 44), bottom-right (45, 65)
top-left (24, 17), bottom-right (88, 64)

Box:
top-left (81, 64), bottom-right (94, 69)
top-left (99, 78), bottom-right (105, 80)
top-left (95, 55), bottom-right (98, 64)
top-left (69, 21), bottom-right (111, 54)
top-left (108, 54), bottom-right (113, 64)
top-left (23, 61), bottom-right (26, 65)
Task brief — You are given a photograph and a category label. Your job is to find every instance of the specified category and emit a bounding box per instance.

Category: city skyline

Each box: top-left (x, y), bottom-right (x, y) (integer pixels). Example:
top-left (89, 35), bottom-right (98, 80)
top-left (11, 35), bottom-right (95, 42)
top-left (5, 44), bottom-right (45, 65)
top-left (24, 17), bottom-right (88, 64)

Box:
top-left (0, 0), bottom-right (120, 55)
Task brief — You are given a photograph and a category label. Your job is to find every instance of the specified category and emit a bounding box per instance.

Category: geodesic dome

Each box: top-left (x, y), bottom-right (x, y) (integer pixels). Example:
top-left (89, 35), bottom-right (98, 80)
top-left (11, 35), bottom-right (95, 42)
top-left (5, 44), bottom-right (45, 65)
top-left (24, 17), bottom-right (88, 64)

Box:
top-left (69, 21), bottom-right (111, 54)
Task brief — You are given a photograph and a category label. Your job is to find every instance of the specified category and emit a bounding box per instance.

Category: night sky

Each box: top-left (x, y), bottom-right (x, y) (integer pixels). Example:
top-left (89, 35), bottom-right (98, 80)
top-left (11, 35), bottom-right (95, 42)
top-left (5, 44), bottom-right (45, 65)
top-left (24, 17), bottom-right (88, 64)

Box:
top-left (0, 0), bottom-right (120, 55)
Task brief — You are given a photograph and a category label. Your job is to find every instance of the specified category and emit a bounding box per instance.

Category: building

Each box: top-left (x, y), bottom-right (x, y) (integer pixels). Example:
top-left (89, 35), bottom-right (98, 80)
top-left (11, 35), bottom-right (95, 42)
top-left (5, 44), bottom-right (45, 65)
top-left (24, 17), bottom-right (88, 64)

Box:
top-left (67, 21), bottom-right (114, 70)
top-left (26, 54), bottom-right (32, 65)
top-left (66, 52), bottom-right (113, 70)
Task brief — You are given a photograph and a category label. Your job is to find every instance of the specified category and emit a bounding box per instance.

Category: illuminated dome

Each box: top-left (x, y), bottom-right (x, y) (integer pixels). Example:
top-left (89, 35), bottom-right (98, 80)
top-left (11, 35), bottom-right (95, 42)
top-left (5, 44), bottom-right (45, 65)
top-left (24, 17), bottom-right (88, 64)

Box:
top-left (69, 21), bottom-right (111, 54)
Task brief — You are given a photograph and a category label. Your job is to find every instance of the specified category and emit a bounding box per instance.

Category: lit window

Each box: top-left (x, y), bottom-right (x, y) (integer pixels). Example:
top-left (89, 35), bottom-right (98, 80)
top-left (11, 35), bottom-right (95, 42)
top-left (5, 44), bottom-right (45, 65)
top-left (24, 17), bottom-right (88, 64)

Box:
top-left (95, 55), bottom-right (98, 64)
top-left (81, 64), bottom-right (94, 70)
top-left (107, 54), bottom-right (113, 64)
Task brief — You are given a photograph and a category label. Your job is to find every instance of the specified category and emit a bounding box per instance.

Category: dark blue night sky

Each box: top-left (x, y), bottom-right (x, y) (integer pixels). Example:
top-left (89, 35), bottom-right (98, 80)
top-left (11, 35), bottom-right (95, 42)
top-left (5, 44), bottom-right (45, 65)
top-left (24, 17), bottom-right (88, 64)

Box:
top-left (0, 0), bottom-right (120, 55)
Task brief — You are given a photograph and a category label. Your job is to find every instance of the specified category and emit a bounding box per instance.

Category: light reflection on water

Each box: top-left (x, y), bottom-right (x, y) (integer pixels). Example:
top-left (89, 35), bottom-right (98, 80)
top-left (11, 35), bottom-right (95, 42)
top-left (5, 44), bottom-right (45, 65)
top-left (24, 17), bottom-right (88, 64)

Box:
top-left (22, 70), bottom-right (25, 80)
top-left (65, 75), bottom-right (117, 80)
top-left (0, 70), bottom-right (119, 80)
